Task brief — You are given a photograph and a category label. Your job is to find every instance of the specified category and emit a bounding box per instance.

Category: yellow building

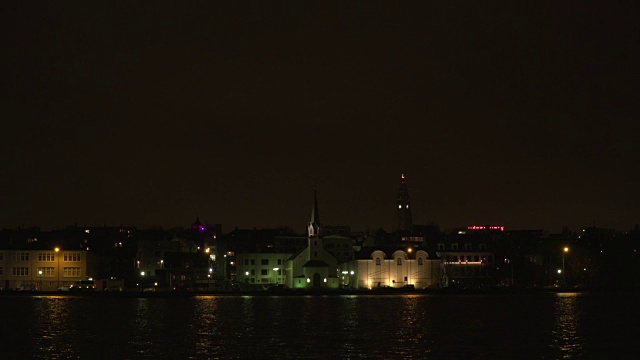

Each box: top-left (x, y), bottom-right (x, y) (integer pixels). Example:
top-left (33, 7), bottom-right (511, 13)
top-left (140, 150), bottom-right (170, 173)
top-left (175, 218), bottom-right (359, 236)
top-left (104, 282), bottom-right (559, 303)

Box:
top-left (339, 248), bottom-right (442, 289)
top-left (0, 248), bottom-right (88, 291)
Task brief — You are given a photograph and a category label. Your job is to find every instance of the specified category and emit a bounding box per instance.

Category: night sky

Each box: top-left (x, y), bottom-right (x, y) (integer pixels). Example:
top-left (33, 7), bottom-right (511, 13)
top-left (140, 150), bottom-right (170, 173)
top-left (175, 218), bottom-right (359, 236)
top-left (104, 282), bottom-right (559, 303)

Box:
top-left (2, 2), bottom-right (638, 233)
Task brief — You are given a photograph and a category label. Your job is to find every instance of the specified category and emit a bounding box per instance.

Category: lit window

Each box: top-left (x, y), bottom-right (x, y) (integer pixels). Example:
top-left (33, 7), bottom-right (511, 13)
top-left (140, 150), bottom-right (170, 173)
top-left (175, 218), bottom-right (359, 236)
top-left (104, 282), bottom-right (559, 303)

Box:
top-left (12, 252), bottom-right (29, 262)
top-left (38, 253), bottom-right (55, 262)
top-left (12, 267), bottom-right (29, 276)
top-left (63, 253), bottom-right (81, 262)
top-left (37, 267), bottom-right (55, 277)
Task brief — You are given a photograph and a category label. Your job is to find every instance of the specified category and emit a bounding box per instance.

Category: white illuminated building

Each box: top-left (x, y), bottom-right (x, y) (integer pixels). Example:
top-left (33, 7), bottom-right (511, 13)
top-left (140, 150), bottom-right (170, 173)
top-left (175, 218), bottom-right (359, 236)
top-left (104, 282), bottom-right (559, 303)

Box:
top-left (339, 247), bottom-right (441, 289)
top-left (285, 192), bottom-right (340, 289)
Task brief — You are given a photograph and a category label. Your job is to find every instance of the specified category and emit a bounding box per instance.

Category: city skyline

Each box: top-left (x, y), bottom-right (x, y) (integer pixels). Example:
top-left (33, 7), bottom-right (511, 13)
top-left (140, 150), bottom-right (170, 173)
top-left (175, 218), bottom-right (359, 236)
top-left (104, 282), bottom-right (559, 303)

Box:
top-left (2, 2), bottom-right (637, 234)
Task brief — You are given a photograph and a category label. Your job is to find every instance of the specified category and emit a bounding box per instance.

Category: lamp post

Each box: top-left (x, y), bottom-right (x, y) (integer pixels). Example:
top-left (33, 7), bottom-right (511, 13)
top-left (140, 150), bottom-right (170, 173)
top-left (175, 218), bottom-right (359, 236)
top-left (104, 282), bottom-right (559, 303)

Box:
top-left (407, 248), bottom-right (412, 286)
top-left (55, 247), bottom-right (60, 289)
top-left (38, 270), bottom-right (42, 291)
top-left (273, 268), bottom-right (279, 285)
top-left (562, 247), bottom-right (569, 287)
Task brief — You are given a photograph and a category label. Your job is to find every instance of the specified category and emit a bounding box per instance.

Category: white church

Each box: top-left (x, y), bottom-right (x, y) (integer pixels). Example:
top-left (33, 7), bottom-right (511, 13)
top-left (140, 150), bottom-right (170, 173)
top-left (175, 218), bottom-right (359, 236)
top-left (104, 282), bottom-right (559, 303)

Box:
top-left (285, 192), bottom-right (341, 289)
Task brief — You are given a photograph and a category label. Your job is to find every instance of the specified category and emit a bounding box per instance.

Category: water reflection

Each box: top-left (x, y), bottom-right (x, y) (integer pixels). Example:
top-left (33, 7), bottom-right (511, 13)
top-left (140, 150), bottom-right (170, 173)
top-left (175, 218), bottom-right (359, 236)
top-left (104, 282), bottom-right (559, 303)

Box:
top-left (3, 292), bottom-right (634, 359)
top-left (32, 296), bottom-right (75, 359)
top-left (193, 296), bottom-right (221, 356)
top-left (394, 295), bottom-right (428, 358)
top-left (552, 292), bottom-right (584, 359)
top-left (337, 295), bottom-right (360, 357)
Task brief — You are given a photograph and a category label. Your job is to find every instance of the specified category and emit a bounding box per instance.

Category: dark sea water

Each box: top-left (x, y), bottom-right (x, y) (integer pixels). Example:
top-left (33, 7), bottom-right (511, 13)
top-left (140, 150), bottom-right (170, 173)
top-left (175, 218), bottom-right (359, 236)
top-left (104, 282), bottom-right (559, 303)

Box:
top-left (1, 292), bottom-right (637, 359)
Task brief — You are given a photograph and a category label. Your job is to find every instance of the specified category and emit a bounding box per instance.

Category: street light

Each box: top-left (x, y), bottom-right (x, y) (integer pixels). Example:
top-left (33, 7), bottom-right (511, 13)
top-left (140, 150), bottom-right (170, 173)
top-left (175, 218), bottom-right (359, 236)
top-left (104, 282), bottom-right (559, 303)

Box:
top-left (38, 270), bottom-right (42, 290)
top-left (273, 268), bottom-right (279, 285)
top-left (55, 247), bottom-right (60, 289)
top-left (562, 247), bottom-right (569, 286)
top-left (407, 248), bottom-right (412, 286)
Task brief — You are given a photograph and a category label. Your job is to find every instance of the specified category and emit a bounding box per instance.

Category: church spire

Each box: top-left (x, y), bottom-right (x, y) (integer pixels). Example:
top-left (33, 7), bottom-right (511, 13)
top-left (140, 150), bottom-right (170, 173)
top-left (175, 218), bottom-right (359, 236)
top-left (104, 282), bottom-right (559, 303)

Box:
top-left (396, 173), bottom-right (413, 232)
top-left (308, 191), bottom-right (321, 237)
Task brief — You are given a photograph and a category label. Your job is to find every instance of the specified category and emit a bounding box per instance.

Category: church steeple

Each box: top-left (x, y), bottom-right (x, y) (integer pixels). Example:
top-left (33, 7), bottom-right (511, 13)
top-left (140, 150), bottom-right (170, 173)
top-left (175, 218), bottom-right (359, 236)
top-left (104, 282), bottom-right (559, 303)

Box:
top-left (396, 174), bottom-right (413, 232)
top-left (308, 191), bottom-right (321, 237)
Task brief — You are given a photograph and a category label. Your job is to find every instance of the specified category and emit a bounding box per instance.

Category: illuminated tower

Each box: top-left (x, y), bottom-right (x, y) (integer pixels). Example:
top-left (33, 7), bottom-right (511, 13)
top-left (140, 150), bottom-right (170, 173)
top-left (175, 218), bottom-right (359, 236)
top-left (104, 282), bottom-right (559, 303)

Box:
top-left (308, 191), bottom-right (321, 237)
top-left (307, 191), bottom-right (323, 261)
top-left (396, 174), bottom-right (413, 232)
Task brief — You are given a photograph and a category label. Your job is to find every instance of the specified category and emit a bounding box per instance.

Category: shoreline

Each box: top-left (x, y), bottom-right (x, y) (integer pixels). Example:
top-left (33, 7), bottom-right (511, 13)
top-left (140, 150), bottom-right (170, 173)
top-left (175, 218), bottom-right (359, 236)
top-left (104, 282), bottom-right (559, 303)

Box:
top-left (2, 286), bottom-right (639, 298)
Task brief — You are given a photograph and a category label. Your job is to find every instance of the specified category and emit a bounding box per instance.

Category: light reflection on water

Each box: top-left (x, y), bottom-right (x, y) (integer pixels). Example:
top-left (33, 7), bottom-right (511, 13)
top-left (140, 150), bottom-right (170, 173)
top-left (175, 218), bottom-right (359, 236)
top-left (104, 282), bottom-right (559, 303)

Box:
top-left (32, 296), bottom-right (76, 360)
top-left (551, 292), bottom-right (584, 359)
top-left (1, 292), bottom-right (637, 359)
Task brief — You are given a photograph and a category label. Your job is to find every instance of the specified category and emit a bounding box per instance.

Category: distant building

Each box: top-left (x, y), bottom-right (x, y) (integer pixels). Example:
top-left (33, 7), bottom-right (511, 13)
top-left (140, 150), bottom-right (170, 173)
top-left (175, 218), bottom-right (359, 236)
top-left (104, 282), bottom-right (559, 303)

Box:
top-left (286, 192), bottom-right (340, 289)
top-left (0, 247), bottom-right (88, 291)
top-left (396, 174), bottom-right (413, 233)
top-left (339, 246), bottom-right (441, 289)
top-left (235, 253), bottom-right (289, 286)
top-left (432, 226), bottom-right (500, 288)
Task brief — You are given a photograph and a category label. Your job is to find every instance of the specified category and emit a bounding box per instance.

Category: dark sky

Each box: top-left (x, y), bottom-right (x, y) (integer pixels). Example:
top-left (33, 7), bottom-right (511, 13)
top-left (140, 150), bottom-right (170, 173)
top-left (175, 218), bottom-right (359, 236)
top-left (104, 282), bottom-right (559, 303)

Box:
top-left (2, 2), bottom-right (638, 233)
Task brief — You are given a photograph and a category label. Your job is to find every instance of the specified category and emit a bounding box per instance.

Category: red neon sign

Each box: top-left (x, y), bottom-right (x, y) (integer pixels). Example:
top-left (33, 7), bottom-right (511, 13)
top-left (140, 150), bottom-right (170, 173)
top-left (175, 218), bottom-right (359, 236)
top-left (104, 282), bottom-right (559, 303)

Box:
top-left (467, 225), bottom-right (504, 231)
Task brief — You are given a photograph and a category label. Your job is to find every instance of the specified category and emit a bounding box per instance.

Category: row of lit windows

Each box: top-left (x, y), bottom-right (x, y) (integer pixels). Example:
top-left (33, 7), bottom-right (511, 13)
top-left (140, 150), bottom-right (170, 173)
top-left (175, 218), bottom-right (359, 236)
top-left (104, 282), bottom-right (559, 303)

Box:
top-left (38, 267), bottom-right (55, 276)
top-left (64, 267), bottom-right (81, 277)
top-left (2, 267), bottom-right (82, 277)
top-left (2, 252), bottom-right (82, 262)
top-left (375, 258), bottom-right (427, 266)
top-left (12, 252), bottom-right (30, 262)
top-left (243, 259), bottom-right (284, 266)
top-left (244, 278), bottom-right (279, 284)
top-left (38, 253), bottom-right (55, 262)
top-left (12, 267), bottom-right (28, 276)
top-left (64, 253), bottom-right (81, 262)
top-left (445, 255), bottom-right (494, 263)
top-left (243, 269), bottom-right (282, 276)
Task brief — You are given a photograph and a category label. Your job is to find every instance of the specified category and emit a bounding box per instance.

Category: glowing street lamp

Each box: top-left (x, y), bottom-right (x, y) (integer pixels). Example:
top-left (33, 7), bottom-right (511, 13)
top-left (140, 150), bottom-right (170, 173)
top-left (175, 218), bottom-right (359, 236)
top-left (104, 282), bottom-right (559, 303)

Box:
top-left (407, 248), bottom-right (413, 285)
top-left (55, 247), bottom-right (60, 289)
top-left (562, 247), bottom-right (569, 286)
